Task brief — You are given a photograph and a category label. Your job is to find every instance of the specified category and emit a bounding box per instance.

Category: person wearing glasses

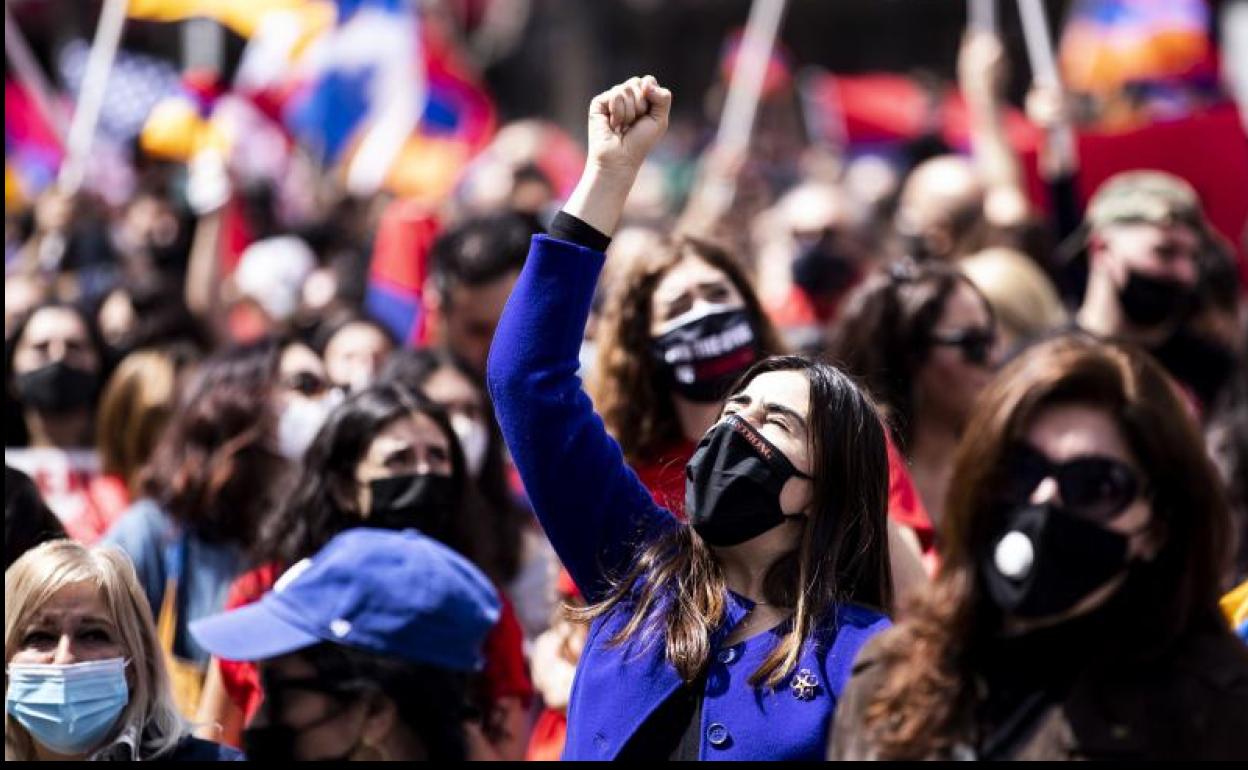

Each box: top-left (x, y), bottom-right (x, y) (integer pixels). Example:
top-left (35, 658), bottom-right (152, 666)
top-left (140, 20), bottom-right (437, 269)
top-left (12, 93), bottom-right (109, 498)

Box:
top-left (830, 260), bottom-right (1000, 527)
top-left (828, 334), bottom-right (1248, 760)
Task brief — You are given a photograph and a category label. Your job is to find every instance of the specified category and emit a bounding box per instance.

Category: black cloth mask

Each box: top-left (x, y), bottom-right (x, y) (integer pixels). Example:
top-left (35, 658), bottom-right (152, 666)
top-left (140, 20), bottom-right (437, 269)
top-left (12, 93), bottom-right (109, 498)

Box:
top-left (1117, 270), bottom-right (1192, 328)
top-left (243, 707), bottom-right (356, 762)
top-left (981, 502), bottom-right (1131, 619)
top-left (792, 238), bottom-right (857, 300)
top-left (366, 473), bottom-right (459, 537)
top-left (686, 415), bottom-right (810, 547)
top-left (14, 361), bottom-right (98, 414)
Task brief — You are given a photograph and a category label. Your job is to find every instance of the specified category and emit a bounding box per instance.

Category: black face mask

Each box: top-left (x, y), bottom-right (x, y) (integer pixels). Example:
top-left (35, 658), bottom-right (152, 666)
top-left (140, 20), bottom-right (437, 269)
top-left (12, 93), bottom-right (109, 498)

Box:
top-left (651, 307), bottom-right (760, 404)
top-left (1117, 270), bottom-right (1192, 328)
top-left (900, 231), bottom-right (934, 263)
top-left (367, 473), bottom-right (459, 536)
top-left (686, 415), bottom-right (810, 547)
top-left (792, 238), bottom-right (857, 299)
top-left (981, 502), bottom-right (1131, 620)
top-left (14, 361), bottom-right (98, 414)
top-left (243, 708), bottom-right (356, 762)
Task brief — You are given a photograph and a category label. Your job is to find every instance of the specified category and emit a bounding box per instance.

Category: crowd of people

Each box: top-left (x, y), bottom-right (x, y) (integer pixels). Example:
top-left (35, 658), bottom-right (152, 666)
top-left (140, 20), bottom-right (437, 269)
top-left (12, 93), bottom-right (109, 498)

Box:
top-left (5, 14), bottom-right (1248, 763)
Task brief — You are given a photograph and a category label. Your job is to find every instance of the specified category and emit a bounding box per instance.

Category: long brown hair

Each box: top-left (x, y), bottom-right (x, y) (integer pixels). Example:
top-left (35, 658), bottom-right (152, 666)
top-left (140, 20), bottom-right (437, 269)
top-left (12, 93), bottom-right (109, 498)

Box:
top-left (588, 235), bottom-right (785, 462)
top-left (862, 334), bottom-right (1233, 758)
top-left (141, 341), bottom-right (285, 547)
top-left (574, 355), bottom-right (893, 689)
top-left (829, 261), bottom-right (991, 450)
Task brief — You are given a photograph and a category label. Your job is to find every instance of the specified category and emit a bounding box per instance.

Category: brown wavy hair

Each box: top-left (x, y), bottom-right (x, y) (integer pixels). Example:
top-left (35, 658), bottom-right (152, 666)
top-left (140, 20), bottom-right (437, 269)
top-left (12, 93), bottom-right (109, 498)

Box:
top-left (588, 235), bottom-right (785, 462)
top-left (861, 334), bottom-right (1233, 758)
top-left (829, 260), bottom-right (992, 451)
top-left (574, 355), bottom-right (893, 689)
top-left (140, 340), bottom-right (285, 547)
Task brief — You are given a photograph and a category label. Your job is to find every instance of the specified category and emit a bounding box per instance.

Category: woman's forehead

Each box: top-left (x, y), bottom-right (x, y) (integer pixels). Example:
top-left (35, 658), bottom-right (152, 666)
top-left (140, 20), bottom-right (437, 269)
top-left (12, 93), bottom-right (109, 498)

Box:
top-left (372, 412), bottom-right (450, 450)
top-left (652, 256), bottom-right (730, 303)
top-left (32, 582), bottom-right (110, 622)
top-left (424, 365), bottom-right (480, 403)
top-left (1024, 403), bottom-right (1133, 463)
top-left (23, 307), bottom-right (88, 343)
top-left (733, 370), bottom-right (810, 413)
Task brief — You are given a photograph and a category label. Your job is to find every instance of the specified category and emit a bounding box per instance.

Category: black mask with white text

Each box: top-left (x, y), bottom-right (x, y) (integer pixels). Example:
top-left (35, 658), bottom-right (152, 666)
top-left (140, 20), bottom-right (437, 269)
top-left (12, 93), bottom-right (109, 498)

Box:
top-left (651, 307), bottom-right (760, 403)
top-left (686, 415), bottom-right (810, 546)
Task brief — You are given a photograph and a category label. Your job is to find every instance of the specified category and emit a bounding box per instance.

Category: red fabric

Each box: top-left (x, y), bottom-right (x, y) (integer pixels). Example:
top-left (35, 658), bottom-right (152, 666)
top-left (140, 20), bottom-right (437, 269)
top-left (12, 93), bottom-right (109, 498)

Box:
top-left (366, 200), bottom-right (440, 347)
top-left (555, 567), bottom-right (580, 601)
top-left (632, 440), bottom-right (697, 519)
top-left (217, 562), bottom-right (532, 723)
top-left (1072, 104), bottom-right (1248, 284)
top-left (481, 595), bottom-right (533, 706)
top-left (87, 474), bottom-right (131, 539)
top-left (218, 562), bottom-right (282, 723)
top-left (806, 71), bottom-right (1248, 279)
top-left (884, 435), bottom-right (936, 558)
top-left (218, 195), bottom-right (253, 277)
top-left (13, 456), bottom-right (128, 544)
top-left (525, 707), bottom-right (569, 762)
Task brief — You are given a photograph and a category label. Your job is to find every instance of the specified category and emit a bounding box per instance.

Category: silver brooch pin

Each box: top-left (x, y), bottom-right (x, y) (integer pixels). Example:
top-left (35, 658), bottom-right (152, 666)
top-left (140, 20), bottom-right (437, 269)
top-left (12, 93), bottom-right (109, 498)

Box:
top-left (790, 668), bottom-right (819, 701)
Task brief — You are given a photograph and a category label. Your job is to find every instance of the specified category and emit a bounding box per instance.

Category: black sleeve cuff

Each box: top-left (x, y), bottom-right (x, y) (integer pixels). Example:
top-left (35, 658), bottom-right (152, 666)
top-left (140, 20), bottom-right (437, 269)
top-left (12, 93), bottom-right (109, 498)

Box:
top-left (550, 211), bottom-right (612, 253)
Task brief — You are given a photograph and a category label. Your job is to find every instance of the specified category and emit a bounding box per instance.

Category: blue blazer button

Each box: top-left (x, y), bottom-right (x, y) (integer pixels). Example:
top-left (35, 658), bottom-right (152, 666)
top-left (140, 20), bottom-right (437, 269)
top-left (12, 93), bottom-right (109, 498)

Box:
top-left (706, 723), bottom-right (729, 746)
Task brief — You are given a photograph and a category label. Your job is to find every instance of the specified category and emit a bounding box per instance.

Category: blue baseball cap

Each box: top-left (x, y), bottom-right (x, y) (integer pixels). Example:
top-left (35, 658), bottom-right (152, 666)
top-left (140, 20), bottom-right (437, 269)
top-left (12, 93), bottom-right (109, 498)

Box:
top-left (190, 528), bottom-right (501, 672)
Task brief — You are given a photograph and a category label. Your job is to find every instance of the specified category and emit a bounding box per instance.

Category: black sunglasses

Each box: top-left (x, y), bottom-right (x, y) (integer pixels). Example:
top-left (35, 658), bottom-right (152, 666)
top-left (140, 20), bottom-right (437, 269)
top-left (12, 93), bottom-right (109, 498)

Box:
top-left (283, 371), bottom-right (331, 398)
top-left (999, 444), bottom-right (1145, 523)
top-left (930, 327), bottom-right (996, 366)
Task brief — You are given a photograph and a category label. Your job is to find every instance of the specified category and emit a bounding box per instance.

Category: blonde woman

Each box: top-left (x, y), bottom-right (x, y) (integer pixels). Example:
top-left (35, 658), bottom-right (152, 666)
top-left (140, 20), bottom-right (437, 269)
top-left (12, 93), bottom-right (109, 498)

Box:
top-left (959, 247), bottom-right (1068, 352)
top-left (5, 540), bottom-right (242, 761)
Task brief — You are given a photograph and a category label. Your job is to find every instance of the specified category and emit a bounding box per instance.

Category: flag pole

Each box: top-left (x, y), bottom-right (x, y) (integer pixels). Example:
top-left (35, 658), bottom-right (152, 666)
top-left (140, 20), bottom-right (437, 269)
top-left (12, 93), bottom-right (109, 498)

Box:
top-left (694, 0), bottom-right (788, 219)
top-left (58, 0), bottom-right (130, 193)
top-left (1017, 0), bottom-right (1077, 173)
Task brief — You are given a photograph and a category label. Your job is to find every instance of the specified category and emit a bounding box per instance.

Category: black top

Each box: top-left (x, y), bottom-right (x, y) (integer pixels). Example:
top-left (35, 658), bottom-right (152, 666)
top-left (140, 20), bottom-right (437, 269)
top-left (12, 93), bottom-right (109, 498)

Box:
top-left (617, 674), bottom-right (708, 760)
top-left (549, 211), bottom-right (612, 253)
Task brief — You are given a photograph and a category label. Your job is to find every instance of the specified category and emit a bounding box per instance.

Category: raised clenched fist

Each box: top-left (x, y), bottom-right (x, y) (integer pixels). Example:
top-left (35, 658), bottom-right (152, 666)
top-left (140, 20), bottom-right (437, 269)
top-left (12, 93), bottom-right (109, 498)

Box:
top-left (585, 75), bottom-right (672, 175)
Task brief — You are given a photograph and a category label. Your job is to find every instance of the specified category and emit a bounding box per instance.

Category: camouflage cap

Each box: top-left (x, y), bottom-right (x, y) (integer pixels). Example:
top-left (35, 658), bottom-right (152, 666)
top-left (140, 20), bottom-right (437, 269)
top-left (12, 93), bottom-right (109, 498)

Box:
top-left (1085, 170), bottom-right (1209, 233)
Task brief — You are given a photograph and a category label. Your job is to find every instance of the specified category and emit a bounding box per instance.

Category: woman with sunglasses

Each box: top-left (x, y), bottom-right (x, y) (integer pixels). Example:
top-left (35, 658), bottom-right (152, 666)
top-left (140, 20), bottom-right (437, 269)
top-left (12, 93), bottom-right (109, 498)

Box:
top-left (831, 260), bottom-right (999, 527)
top-left (828, 334), bottom-right (1248, 760)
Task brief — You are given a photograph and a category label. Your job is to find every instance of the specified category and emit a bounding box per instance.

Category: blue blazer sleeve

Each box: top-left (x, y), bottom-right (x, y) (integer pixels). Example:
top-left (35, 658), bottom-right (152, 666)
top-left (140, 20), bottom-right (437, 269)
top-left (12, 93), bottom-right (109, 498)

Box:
top-left (487, 235), bottom-right (678, 603)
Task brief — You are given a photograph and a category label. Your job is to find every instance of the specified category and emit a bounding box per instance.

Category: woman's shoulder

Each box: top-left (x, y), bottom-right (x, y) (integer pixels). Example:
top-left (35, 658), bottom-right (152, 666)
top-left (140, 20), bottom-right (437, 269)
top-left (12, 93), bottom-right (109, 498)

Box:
top-left (1148, 625), bottom-right (1248, 700)
top-left (99, 499), bottom-right (174, 555)
top-left (811, 602), bottom-right (893, 644)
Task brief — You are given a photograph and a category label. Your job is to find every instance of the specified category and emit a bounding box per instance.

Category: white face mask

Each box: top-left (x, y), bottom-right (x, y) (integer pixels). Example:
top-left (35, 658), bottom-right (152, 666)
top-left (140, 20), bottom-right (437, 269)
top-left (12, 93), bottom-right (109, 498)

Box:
top-left (277, 390), bottom-right (344, 460)
top-left (450, 413), bottom-right (489, 478)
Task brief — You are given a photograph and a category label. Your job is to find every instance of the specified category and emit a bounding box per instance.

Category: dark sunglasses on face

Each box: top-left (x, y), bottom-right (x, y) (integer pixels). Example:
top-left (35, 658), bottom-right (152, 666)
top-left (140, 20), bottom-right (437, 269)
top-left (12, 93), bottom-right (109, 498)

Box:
top-left (283, 370), bottom-right (331, 398)
top-left (999, 444), bottom-right (1146, 523)
top-left (929, 326), bottom-right (996, 366)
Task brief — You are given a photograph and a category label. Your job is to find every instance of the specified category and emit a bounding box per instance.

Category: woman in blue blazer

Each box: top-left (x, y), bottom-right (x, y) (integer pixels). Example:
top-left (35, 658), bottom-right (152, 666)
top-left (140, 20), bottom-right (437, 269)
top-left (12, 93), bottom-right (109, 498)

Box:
top-left (487, 76), bottom-right (893, 760)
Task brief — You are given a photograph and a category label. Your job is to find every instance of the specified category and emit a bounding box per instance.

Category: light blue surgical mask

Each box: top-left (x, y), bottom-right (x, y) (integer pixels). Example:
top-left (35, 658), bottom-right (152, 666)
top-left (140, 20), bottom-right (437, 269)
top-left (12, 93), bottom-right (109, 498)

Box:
top-left (6, 657), bottom-right (130, 755)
